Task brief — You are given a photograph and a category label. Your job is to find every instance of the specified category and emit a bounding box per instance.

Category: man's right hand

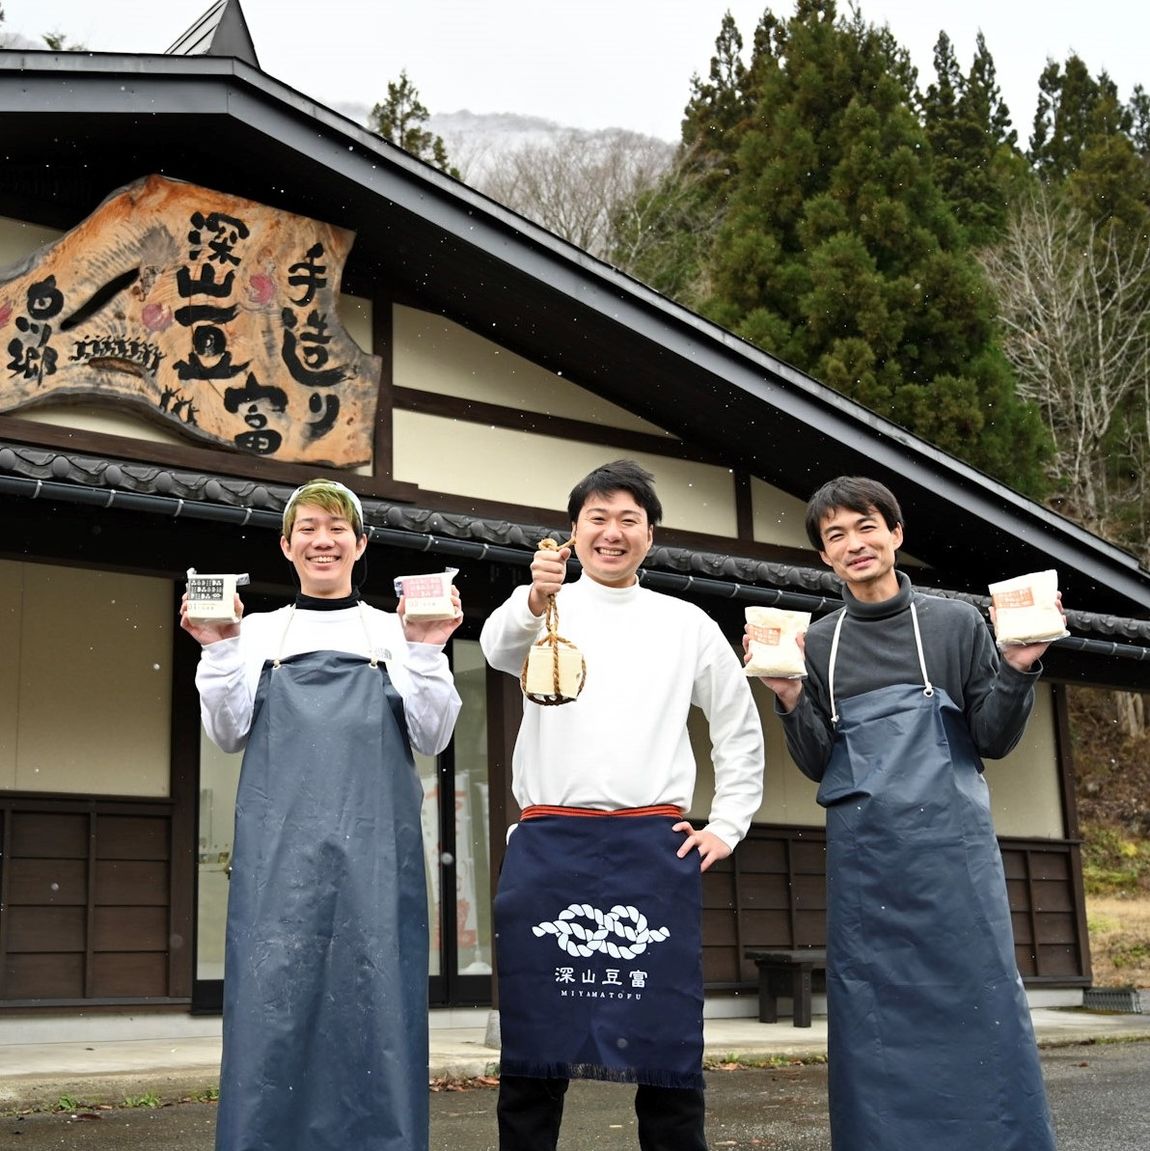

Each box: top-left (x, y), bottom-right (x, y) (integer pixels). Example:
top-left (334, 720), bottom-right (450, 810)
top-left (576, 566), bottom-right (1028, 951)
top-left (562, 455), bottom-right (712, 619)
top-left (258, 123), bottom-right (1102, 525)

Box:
top-left (527, 545), bottom-right (570, 616)
top-left (179, 592), bottom-right (244, 646)
top-left (742, 626), bottom-right (805, 712)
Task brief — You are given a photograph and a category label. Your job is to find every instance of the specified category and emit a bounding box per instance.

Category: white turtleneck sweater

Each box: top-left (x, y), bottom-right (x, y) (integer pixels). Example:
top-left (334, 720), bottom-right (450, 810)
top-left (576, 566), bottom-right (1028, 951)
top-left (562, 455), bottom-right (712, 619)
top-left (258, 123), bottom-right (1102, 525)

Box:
top-left (195, 603), bottom-right (461, 757)
top-left (480, 577), bottom-right (765, 849)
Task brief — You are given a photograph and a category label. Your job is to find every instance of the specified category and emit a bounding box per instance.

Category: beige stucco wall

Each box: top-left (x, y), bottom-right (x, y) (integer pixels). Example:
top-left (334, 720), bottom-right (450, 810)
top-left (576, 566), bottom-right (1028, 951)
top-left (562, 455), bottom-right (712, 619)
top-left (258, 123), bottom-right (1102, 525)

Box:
top-left (392, 304), bottom-right (826, 549)
top-left (394, 409), bottom-right (740, 536)
top-left (0, 559), bottom-right (172, 796)
top-left (0, 214), bottom-right (59, 266)
top-left (749, 477), bottom-right (814, 552)
top-left (0, 562), bottom-right (20, 785)
top-left (393, 304), bottom-right (670, 434)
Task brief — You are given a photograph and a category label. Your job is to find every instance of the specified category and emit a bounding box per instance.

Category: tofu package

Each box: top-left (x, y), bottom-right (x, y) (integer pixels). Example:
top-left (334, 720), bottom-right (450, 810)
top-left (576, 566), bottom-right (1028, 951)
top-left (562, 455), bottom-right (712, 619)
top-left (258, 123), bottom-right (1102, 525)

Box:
top-left (743, 606), bottom-right (810, 679)
top-left (988, 569), bottom-right (1069, 646)
top-left (393, 568), bottom-right (459, 621)
top-left (185, 569), bottom-right (250, 623)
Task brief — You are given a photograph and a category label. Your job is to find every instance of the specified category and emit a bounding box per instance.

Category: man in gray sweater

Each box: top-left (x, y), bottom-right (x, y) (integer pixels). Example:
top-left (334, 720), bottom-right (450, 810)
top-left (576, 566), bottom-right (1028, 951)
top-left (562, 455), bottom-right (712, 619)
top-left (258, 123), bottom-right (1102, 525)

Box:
top-left (750, 475), bottom-right (1061, 1151)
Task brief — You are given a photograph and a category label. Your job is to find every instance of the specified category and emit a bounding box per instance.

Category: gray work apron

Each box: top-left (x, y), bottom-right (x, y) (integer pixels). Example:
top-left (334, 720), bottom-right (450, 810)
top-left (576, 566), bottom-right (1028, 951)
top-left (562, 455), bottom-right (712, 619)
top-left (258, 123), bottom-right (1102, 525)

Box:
top-left (817, 604), bottom-right (1056, 1151)
top-left (215, 605), bottom-right (429, 1151)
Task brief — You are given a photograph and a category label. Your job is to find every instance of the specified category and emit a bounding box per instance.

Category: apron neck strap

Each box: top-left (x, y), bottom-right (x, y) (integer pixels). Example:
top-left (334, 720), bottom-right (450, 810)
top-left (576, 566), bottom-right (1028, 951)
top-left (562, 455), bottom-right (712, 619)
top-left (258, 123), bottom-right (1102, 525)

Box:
top-left (357, 600), bottom-right (380, 668)
top-left (273, 601), bottom-right (380, 668)
top-left (827, 598), bottom-right (934, 726)
top-left (273, 604), bottom-right (296, 668)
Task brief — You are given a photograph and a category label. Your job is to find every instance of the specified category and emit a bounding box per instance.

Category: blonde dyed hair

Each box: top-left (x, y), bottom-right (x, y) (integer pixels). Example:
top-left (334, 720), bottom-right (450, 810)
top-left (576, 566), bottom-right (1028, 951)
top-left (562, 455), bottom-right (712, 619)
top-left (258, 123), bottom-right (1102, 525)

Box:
top-left (282, 480), bottom-right (365, 539)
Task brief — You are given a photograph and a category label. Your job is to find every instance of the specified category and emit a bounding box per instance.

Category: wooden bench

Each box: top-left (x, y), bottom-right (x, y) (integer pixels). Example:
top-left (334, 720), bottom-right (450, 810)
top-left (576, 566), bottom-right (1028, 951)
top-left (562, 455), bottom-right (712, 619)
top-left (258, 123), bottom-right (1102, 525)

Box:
top-left (744, 949), bottom-right (827, 1028)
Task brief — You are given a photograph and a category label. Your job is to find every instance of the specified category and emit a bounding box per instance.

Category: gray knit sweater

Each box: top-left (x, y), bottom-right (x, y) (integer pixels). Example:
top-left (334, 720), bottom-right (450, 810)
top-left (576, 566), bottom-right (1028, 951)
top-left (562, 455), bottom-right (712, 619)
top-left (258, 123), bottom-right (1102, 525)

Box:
top-left (779, 571), bottom-right (1041, 782)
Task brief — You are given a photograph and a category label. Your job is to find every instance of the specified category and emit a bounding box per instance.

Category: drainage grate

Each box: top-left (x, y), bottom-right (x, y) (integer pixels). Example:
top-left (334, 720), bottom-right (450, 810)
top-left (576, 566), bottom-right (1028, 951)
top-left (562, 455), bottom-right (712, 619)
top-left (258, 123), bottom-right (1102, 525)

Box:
top-left (1083, 987), bottom-right (1144, 1014)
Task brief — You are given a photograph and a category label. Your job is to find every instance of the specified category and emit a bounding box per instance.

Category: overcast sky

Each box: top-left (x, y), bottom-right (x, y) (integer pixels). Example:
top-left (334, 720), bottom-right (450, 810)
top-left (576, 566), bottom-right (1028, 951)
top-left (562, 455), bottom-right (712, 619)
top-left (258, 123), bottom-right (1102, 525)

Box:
top-left (2, 0), bottom-right (1146, 143)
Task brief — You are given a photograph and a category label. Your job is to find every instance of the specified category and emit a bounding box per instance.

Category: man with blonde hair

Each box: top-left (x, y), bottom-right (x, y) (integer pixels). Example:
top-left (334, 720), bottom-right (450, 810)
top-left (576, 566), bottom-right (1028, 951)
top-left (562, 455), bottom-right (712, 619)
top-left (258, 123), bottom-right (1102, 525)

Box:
top-left (181, 479), bottom-right (463, 1151)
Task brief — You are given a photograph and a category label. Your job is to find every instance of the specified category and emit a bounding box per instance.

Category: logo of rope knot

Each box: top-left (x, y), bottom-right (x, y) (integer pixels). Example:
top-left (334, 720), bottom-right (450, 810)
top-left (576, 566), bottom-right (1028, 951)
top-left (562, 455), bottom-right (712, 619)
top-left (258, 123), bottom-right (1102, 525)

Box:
top-left (532, 903), bottom-right (670, 959)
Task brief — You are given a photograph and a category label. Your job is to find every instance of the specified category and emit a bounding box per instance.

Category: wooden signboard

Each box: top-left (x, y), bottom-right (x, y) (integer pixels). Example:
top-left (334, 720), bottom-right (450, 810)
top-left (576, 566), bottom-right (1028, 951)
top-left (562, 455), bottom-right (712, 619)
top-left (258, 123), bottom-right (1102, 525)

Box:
top-left (0, 174), bottom-right (381, 467)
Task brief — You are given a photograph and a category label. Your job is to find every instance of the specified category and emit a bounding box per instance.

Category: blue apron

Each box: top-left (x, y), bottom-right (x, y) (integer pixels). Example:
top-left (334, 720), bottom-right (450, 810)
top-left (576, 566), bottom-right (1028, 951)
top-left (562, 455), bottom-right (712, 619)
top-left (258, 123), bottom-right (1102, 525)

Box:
top-left (817, 604), bottom-right (1055, 1151)
top-left (215, 606), bottom-right (428, 1151)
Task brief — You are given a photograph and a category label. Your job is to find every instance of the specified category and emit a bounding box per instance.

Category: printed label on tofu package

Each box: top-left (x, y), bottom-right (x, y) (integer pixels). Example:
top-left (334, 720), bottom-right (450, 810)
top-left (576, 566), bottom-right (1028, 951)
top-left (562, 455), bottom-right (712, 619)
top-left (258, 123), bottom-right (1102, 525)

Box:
top-left (185, 568), bottom-right (250, 623)
top-left (393, 568), bottom-right (459, 620)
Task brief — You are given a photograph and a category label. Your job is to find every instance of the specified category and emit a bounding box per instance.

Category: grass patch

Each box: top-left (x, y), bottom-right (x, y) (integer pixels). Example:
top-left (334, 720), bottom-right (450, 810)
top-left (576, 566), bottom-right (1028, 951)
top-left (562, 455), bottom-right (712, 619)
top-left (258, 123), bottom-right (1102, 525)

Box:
top-left (1081, 823), bottom-right (1150, 897)
top-left (1085, 894), bottom-right (1150, 987)
top-left (122, 1092), bottom-right (161, 1109)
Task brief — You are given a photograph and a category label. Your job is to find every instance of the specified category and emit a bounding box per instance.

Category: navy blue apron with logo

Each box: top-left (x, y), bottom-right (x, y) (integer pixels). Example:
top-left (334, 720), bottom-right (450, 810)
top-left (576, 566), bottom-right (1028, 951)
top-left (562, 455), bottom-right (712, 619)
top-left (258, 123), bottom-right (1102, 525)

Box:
top-left (215, 614), bottom-right (428, 1151)
top-left (817, 605), bottom-right (1055, 1151)
top-left (495, 807), bottom-right (704, 1089)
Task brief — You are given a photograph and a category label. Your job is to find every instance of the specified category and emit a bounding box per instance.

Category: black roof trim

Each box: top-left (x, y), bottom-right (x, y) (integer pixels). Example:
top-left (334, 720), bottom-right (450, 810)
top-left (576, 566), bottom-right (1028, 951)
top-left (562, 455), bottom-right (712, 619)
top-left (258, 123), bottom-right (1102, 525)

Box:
top-left (1, 440), bottom-right (1146, 644)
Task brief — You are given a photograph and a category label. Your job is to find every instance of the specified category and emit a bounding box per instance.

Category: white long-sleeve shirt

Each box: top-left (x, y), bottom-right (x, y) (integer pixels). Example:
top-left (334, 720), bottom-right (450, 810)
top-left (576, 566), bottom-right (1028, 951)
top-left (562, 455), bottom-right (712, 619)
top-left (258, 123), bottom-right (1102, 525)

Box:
top-left (480, 577), bottom-right (765, 849)
top-left (195, 603), bottom-right (461, 756)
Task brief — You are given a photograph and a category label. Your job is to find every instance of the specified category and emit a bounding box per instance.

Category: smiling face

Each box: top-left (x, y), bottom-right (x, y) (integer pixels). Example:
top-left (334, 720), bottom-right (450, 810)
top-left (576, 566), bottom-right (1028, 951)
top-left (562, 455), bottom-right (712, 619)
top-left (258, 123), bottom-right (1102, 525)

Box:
top-left (572, 488), bottom-right (653, 588)
top-left (280, 502), bottom-right (367, 598)
top-left (818, 504), bottom-right (903, 603)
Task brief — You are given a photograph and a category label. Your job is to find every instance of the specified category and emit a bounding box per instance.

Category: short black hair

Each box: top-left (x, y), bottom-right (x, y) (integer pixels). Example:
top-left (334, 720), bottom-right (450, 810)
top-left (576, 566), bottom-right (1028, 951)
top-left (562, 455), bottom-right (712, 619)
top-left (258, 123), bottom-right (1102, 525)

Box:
top-left (567, 459), bottom-right (663, 527)
top-left (804, 476), bottom-right (903, 550)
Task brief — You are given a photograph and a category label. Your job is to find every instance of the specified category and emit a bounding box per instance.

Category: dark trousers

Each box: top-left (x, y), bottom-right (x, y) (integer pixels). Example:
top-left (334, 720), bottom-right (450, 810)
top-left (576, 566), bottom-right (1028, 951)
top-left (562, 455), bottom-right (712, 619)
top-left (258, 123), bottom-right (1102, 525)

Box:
top-left (497, 1074), bottom-right (707, 1151)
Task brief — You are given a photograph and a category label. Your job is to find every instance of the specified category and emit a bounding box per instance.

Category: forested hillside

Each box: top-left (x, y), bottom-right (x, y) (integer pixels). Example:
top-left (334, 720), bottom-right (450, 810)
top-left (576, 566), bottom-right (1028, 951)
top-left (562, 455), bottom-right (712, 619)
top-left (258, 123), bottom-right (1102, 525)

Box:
top-left (394, 2), bottom-right (1150, 573)
top-left (615, 1), bottom-right (1150, 568)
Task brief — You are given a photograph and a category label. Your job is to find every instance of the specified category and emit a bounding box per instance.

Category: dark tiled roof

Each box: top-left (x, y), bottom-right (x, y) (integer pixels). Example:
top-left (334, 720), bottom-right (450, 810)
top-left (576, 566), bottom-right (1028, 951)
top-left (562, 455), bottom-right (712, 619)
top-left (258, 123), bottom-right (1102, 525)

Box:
top-left (2, 438), bottom-right (1146, 647)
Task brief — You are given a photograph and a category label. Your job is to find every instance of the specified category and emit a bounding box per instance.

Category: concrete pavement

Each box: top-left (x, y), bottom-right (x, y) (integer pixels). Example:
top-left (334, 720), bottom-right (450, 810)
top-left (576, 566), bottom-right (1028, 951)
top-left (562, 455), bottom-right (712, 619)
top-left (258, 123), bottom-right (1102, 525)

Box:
top-left (2, 1001), bottom-right (1148, 1113)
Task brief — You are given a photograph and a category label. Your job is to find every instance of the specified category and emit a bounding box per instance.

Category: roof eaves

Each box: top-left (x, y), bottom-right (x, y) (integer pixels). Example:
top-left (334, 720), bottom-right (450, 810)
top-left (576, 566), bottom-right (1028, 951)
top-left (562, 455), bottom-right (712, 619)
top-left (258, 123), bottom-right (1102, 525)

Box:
top-left (1, 440), bottom-right (1146, 646)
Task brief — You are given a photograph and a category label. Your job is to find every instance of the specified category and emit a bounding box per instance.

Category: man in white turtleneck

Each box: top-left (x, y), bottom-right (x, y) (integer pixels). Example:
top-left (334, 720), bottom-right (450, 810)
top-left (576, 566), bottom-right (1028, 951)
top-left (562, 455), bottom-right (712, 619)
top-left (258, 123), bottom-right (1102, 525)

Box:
top-left (481, 459), bottom-right (764, 1151)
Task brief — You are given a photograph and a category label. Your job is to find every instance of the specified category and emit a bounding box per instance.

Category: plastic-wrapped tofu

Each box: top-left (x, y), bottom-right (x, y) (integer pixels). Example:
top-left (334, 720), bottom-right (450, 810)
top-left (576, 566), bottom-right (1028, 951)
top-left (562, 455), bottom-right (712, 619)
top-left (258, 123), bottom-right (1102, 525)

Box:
top-left (393, 568), bottom-right (459, 621)
top-left (988, 569), bottom-right (1069, 645)
top-left (185, 569), bottom-right (249, 623)
top-left (743, 606), bottom-right (810, 678)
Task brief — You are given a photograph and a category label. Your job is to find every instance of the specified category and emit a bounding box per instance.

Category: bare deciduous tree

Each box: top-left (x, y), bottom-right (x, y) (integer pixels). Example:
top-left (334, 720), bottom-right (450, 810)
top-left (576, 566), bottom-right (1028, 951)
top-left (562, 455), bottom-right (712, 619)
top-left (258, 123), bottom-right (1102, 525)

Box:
top-left (981, 187), bottom-right (1150, 739)
top-left (979, 185), bottom-right (1150, 547)
top-left (475, 129), bottom-right (674, 262)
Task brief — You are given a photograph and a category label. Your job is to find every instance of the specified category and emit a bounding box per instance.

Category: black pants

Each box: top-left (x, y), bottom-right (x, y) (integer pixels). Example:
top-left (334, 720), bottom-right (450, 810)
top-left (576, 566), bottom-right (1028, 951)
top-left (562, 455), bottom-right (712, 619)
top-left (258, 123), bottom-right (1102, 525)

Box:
top-left (497, 1074), bottom-right (707, 1151)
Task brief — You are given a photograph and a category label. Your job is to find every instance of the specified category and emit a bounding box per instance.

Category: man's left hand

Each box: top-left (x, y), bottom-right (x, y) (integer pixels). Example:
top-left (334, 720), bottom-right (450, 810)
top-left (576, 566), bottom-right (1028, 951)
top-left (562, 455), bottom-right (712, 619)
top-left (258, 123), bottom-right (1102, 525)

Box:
top-left (673, 822), bottom-right (731, 872)
top-left (994, 592), bottom-right (1066, 672)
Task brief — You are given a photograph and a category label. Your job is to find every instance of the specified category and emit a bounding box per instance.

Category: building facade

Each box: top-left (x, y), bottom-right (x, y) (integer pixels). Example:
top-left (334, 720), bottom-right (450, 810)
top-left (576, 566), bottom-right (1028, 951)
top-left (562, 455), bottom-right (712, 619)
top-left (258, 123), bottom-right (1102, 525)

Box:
top-left (3, 10), bottom-right (1149, 1023)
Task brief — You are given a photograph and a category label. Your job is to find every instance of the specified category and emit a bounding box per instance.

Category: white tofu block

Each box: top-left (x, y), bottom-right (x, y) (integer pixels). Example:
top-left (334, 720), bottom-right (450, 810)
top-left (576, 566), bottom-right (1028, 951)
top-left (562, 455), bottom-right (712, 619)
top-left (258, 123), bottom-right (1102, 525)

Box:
top-left (524, 644), bottom-right (585, 699)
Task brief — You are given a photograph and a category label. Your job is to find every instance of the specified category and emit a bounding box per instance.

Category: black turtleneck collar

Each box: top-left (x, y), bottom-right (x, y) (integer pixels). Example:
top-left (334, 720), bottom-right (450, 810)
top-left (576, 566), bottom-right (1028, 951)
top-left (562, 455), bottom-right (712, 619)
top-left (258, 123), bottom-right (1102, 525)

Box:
top-left (294, 589), bottom-right (362, 611)
top-left (841, 570), bottom-right (912, 621)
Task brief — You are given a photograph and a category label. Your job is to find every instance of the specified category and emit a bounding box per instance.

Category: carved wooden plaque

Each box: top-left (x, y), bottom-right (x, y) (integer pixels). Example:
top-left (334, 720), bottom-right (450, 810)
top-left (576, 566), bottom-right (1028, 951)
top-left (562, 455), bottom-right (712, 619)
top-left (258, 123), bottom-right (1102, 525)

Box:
top-left (0, 175), bottom-right (381, 467)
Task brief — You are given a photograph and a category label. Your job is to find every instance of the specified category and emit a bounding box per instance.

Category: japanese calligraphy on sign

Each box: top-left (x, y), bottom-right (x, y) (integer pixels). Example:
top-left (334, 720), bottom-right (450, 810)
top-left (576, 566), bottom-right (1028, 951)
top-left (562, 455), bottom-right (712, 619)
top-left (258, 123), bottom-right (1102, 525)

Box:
top-left (0, 174), bottom-right (380, 466)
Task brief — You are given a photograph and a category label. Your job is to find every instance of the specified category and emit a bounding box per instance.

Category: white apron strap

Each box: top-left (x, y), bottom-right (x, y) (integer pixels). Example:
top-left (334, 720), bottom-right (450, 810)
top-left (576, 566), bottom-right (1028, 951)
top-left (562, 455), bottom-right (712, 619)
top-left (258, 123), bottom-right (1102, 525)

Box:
top-left (827, 599), bottom-right (933, 726)
top-left (272, 600), bottom-right (380, 668)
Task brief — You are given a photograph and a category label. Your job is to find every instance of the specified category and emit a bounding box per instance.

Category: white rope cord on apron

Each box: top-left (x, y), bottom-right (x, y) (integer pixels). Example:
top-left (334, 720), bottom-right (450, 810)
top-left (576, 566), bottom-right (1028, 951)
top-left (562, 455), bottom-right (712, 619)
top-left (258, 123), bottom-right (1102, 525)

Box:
top-left (273, 601), bottom-right (380, 669)
top-left (828, 600), bottom-right (933, 726)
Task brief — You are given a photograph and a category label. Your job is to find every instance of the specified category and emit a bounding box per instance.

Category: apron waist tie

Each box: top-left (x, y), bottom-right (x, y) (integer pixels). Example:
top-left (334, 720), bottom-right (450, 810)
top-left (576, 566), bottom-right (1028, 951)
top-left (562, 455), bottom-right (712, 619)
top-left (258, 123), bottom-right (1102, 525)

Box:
top-left (519, 804), bottom-right (684, 820)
